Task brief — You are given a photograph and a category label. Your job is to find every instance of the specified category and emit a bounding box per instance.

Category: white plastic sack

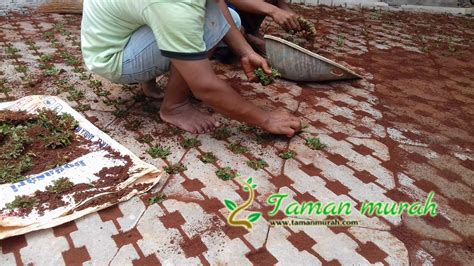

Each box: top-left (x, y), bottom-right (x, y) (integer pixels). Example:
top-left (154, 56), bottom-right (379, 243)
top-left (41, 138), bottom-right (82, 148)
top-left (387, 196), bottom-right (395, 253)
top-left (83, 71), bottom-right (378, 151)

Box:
top-left (0, 96), bottom-right (162, 240)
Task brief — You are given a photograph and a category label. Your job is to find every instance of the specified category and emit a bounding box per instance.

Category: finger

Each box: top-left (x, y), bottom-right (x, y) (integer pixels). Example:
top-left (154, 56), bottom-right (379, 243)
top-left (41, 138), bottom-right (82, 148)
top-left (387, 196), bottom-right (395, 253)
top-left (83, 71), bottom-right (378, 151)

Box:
top-left (261, 59), bottom-right (272, 74)
top-left (289, 120), bottom-right (302, 131)
top-left (285, 20), bottom-right (293, 31)
top-left (283, 127), bottom-right (296, 138)
top-left (290, 17), bottom-right (300, 31)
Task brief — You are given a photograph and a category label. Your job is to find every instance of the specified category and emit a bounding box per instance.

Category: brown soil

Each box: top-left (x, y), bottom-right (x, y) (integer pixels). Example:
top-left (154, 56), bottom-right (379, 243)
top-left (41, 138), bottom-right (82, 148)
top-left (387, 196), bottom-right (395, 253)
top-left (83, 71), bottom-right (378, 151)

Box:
top-left (0, 110), bottom-right (149, 218)
top-left (23, 135), bottom-right (91, 176)
top-left (0, 111), bottom-right (32, 124)
top-left (0, 110), bottom-right (92, 184)
top-left (264, 5), bottom-right (474, 264)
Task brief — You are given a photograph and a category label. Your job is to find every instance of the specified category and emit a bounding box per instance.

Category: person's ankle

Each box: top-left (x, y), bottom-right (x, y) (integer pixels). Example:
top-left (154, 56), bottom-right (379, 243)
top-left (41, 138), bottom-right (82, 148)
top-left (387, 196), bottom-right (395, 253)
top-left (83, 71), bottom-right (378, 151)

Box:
top-left (160, 99), bottom-right (190, 114)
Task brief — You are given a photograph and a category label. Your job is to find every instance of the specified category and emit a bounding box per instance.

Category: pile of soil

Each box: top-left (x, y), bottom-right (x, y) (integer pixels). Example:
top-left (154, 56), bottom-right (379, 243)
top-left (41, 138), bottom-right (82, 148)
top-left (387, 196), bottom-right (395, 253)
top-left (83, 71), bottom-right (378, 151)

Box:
top-left (0, 109), bottom-right (91, 185)
top-left (0, 110), bottom-right (139, 217)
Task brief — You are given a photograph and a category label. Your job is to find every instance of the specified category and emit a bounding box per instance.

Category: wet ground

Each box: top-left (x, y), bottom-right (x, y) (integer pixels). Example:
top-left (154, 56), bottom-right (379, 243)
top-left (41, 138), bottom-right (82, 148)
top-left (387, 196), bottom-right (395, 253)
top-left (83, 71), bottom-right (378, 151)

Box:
top-left (0, 5), bottom-right (473, 265)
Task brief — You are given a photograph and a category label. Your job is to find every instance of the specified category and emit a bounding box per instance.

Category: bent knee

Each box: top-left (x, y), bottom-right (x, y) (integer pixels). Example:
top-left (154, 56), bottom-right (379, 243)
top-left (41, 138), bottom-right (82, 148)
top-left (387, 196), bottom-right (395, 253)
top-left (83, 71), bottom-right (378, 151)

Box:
top-left (228, 8), bottom-right (242, 30)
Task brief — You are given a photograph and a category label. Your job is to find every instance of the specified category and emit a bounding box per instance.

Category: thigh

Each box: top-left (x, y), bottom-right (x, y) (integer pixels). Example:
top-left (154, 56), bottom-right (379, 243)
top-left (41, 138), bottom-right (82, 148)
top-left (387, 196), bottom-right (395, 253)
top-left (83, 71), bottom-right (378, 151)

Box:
top-left (117, 26), bottom-right (170, 84)
top-left (236, 0), bottom-right (275, 35)
top-left (203, 1), bottom-right (241, 50)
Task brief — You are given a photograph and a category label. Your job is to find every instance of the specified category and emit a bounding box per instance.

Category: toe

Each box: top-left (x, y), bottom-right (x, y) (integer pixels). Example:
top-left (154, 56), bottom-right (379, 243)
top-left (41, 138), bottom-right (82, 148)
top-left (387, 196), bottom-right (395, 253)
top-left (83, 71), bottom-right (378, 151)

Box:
top-left (205, 120), bottom-right (215, 132)
top-left (195, 124), bottom-right (206, 134)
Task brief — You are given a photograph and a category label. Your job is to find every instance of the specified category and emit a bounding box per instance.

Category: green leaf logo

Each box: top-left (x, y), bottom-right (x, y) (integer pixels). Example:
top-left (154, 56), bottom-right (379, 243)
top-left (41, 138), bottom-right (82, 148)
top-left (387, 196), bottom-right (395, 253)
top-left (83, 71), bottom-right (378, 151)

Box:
top-left (224, 177), bottom-right (261, 230)
top-left (248, 212), bottom-right (262, 223)
top-left (224, 199), bottom-right (237, 211)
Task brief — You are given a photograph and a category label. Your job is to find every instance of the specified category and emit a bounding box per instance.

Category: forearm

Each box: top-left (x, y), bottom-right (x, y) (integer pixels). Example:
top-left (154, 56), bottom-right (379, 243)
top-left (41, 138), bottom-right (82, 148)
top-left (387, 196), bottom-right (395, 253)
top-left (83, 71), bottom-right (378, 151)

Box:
top-left (172, 59), bottom-right (267, 126)
top-left (277, 0), bottom-right (293, 11)
top-left (216, 0), bottom-right (254, 57)
top-left (227, 0), bottom-right (278, 16)
top-left (199, 78), bottom-right (267, 126)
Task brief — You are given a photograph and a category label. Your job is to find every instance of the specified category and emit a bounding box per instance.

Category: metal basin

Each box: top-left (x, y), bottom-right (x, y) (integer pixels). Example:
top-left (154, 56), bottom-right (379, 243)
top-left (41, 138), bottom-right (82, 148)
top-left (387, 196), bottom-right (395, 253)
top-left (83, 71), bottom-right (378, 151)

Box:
top-left (264, 35), bottom-right (362, 82)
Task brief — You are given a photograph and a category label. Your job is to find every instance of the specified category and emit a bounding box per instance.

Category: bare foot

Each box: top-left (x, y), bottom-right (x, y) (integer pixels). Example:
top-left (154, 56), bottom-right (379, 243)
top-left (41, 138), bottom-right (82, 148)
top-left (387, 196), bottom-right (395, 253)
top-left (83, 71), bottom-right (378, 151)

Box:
top-left (140, 80), bottom-right (164, 99)
top-left (160, 101), bottom-right (220, 134)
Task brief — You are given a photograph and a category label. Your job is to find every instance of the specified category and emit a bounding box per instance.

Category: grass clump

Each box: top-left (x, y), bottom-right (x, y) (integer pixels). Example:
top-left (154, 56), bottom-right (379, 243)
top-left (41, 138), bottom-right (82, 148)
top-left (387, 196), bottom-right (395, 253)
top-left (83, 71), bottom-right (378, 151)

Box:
top-left (279, 150), bottom-right (297, 159)
top-left (180, 137), bottom-right (201, 149)
top-left (67, 87), bottom-right (85, 101)
top-left (0, 109), bottom-right (79, 184)
top-left (5, 195), bottom-right (39, 210)
top-left (39, 54), bottom-right (53, 62)
top-left (200, 152), bottom-right (217, 164)
top-left (46, 177), bottom-right (74, 193)
top-left (305, 137), bottom-right (327, 150)
top-left (215, 167), bottom-right (237, 181)
top-left (227, 142), bottom-right (249, 154)
top-left (43, 66), bottom-right (61, 76)
top-left (148, 193), bottom-right (167, 204)
top-left (246, 159), bottom-right (268, 170)
top-left (254, 67), bottom-right (281, 86)
top-left (146, 145), bottom-right (171, 159)
top-left (238, 124), bottom-right (257, 133)
top-left (164, 163), bottom-right (187, 174)
top-left (212, 127), bottom-right (232, 140)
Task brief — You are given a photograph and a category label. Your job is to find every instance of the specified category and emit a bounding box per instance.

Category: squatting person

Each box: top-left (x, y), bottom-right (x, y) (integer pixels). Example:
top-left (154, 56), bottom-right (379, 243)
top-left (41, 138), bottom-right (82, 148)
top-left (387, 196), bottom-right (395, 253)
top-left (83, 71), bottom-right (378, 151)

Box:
top-left (80, 0), bottom-right (301, 136)
top-left (226, 0), bottom-right (300, 54)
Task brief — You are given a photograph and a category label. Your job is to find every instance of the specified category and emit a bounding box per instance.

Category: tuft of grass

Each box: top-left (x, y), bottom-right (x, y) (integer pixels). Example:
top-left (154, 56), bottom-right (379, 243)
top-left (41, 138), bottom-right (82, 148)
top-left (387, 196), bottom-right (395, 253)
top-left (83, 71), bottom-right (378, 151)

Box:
top-left (43, 66), bottom-right (61, 76)
top-left (15, 65), bottom-right (28, 74)
top-left (67, 87), bottom-right (85, 101)
top-left (77, 104), bottom-right (91, 112)
top-left (164, 163), bottom-right (187, 174)
top-left (39, 54), bottom-right (53, 62)
top-left (148, 193), bottom-right (166, 204)
top-left (246, 159), bottom-right (268, 170)
top-left (0, 109), bottom-right (79, 184)
top-left (46, 177), bottom-right (74, 193)
top-left (0, 156), bottom-right (32, 184)
top-left (227, 142), bottom-right (249, 154)
top-left (42, 31), bottom-right (54, 39)
top-left (336, 35), bottom-right (345, 47)
top-left (5, 195), bottom-right (39, 210)
top-left (5, 43), bottom-right (20, 55)
top-left (305, 137), bottom-right (327, 150)
top-left (279, 150), bottom-right (297, 159)
top-left (0, 125), bottom-right (30, 159)
top-left (180, 137), bottom-right (201, 149)
top-left (254, 67), bottom-right (281, 86)
top-left (212, 127), bottom-right (232, 140)
top-left (200, 152), bottom-right (217, 164)
top-left (146, 145), bottom-right (171, 159)
top-left (88, 79), bottom-right (102, 89)
top-left (215, 167), bottom-right (237, 181)
top-left (238, 124), bottom-right (257, 133)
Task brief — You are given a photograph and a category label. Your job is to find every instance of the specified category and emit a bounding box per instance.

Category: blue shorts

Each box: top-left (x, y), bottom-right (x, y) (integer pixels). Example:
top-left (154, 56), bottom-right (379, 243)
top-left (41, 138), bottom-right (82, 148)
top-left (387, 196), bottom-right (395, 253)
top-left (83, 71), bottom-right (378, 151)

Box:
top-left (116, 2), bottom-right (241, 84)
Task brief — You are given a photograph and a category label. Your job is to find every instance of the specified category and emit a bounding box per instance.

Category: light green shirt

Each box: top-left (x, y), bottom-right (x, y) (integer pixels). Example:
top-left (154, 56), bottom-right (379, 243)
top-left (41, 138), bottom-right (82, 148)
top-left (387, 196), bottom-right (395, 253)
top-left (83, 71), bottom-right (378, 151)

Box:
top-left (81, 0), bottom-right (208, 81)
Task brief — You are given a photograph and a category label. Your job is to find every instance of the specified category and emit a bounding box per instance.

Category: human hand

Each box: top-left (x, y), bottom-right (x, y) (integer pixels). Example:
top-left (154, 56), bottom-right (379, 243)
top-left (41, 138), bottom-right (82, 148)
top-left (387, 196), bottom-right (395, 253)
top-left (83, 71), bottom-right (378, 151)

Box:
top-left (261, 110), bottom-right (302, 137)
top-left (271, 8), bottom-right (300, 31)
top-left (241, 52), bottom-right (272, 81)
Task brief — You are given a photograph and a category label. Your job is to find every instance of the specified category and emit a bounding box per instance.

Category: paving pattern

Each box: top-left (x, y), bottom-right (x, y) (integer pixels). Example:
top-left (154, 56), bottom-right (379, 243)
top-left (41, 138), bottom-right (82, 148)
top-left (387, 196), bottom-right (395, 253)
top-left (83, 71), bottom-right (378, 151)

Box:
top-left (0, 5), bottom-right (473, 265)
